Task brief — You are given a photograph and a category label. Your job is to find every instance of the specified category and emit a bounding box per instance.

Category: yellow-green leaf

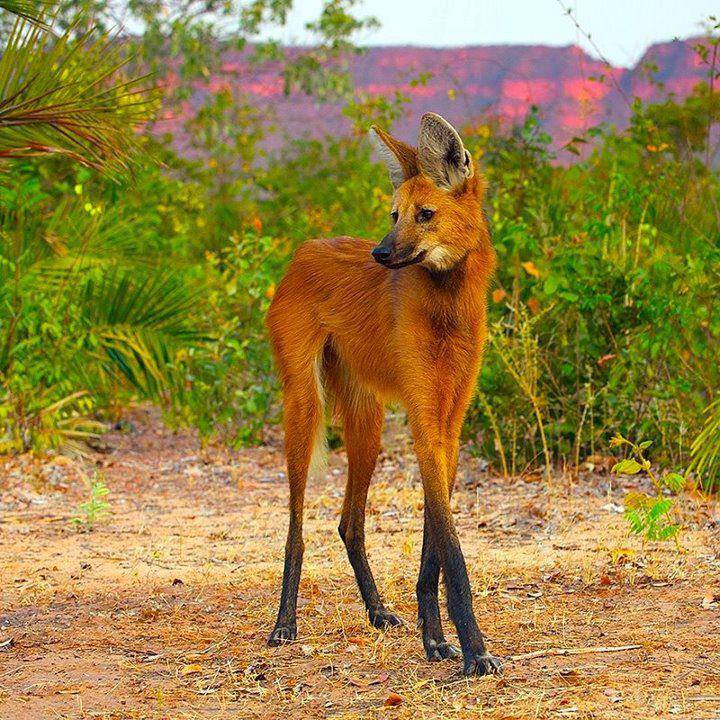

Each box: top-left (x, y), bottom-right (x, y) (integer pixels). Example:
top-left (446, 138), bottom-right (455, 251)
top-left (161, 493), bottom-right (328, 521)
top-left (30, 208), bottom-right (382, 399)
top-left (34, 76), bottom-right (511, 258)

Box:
top-left (612, 458), bottom-right (642, 475)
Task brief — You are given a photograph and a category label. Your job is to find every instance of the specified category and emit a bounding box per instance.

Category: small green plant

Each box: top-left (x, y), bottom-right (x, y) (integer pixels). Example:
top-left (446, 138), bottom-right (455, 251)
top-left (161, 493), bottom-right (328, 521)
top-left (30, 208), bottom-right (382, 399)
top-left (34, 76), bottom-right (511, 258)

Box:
top-left (610, 434), bottom-right (684, 545)
top-left (70, 473), bottom-right (111, 531)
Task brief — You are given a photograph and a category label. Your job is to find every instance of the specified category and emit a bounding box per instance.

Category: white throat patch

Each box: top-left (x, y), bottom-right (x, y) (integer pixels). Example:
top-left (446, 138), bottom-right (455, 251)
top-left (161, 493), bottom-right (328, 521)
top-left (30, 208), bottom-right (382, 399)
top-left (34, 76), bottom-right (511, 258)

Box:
top-left (422, 245), bottom-right (455, 271)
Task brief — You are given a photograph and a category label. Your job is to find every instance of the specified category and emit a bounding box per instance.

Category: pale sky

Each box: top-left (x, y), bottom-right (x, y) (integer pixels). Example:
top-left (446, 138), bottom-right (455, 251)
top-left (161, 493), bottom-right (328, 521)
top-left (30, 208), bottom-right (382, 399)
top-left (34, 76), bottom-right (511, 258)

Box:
top-left (260, 0), bottom-right (716, 67)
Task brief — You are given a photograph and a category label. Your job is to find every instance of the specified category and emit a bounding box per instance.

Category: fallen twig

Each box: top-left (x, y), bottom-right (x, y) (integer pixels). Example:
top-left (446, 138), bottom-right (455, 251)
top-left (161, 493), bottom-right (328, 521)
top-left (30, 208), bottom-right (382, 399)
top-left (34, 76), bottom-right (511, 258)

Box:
top-left (510, 644), bottom-right (642, 661)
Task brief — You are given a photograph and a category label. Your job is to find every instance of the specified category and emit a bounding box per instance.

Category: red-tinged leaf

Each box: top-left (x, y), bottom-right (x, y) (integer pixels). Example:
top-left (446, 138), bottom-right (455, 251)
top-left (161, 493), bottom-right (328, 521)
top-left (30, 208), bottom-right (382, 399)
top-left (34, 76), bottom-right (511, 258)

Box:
top-left (346, 635), bottom-right (369, 646)
top-left (385, 692), bottom-right (404, 707)
top-left (598, 353), bottom-right (617, 367)
top-left (348, 673), bottom-right (389, 688)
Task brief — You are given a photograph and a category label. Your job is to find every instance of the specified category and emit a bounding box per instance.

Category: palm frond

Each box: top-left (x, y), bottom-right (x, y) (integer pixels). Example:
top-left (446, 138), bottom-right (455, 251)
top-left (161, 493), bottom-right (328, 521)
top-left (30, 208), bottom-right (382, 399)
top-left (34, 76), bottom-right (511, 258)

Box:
top-left (80, 269), bottom-right (210, 401)
top-left (0, 198), bottom-right (210, 400)
top-left (83, 270), bottom-right (207, 338)
top-left (29, 389), bottom-right (104, 455)
top-left (0, 17), bottom-right (159, 174)
top-left (0, 199), bottom-right (168, 296)
top-left (689, 397), bottom-right (720, 491)
top-left (0, 0), bottom-right (51, 28)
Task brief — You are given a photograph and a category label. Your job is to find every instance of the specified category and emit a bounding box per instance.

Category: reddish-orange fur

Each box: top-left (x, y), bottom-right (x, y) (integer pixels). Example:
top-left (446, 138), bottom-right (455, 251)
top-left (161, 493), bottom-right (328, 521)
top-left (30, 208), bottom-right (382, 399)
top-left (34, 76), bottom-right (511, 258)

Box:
top-left (265, 114), bottom-right (501, 676)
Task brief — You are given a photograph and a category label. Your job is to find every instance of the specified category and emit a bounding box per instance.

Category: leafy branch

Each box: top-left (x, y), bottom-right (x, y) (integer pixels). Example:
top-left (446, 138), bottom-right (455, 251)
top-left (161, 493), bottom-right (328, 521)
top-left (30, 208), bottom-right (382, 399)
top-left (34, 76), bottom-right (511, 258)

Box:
top-left (610, 434), bottom-right (684, 545)
top-left (0, 10), bottom-right (159, 174)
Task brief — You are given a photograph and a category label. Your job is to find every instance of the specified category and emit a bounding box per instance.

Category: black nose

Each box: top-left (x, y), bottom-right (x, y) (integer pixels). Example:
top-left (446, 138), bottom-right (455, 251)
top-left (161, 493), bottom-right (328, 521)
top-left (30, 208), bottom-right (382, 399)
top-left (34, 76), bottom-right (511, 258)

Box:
top-left (372, 246), bottom-right (392, 263)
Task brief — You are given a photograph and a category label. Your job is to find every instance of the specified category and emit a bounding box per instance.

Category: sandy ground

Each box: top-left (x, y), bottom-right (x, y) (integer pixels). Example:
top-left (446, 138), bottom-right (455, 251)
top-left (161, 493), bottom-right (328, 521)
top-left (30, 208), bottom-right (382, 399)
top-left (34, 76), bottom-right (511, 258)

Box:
top-left (1, 407), bottom-right (719, 719)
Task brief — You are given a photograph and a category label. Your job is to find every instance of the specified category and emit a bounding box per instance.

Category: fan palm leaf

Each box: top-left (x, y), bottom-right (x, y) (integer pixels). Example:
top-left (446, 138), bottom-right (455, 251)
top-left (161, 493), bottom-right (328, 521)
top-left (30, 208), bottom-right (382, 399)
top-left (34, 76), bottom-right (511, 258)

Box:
top-left (79, 269), bottom-right (211, 401)
top-left (0, 15), bottom-right (159, 173)
top-left (1, 204), bottom-right (211, 408)
top-left (689, 397), bottom-right (720, 491)
top-left (0, 0), bottom-right (51, 27)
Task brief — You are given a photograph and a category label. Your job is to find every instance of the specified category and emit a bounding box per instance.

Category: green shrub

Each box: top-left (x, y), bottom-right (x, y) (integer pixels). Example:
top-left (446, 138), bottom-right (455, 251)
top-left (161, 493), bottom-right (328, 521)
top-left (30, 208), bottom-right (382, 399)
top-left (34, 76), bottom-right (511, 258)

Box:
top-left (0, 3), bottom-right (717, 487)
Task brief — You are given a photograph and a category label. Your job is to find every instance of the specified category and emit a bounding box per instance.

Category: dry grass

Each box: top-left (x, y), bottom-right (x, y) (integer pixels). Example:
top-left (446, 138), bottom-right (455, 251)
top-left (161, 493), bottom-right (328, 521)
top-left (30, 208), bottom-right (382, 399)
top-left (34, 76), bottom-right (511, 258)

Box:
top-left (1, 407), bottom-right (719, 719)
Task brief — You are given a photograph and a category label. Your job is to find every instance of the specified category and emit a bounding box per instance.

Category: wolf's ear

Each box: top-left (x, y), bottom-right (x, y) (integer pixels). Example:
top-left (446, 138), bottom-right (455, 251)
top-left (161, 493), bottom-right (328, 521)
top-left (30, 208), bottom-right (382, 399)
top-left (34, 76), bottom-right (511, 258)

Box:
top-left (369, 125), bottom-right (419, 189)
top-left (417, 112), bottom-right (473, 191)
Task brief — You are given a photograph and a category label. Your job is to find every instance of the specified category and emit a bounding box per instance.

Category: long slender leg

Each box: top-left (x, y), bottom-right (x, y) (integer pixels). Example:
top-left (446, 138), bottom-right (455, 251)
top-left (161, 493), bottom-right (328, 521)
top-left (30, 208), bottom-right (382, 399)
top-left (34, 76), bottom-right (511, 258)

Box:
top-left (411, 415), bottom-right (501, 676)
top-left (416, 442), bottom-right (461, 660)
top-left (268, 375), bottom-right (323, 646)
top-left (338, 393), bottom-right (402, 628)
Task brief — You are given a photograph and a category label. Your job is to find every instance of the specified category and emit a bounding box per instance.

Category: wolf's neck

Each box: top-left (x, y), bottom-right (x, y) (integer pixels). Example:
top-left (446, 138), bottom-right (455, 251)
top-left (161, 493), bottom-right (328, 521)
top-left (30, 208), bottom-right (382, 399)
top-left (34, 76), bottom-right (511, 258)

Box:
top-left (426, 252), bottom-right (469, 293)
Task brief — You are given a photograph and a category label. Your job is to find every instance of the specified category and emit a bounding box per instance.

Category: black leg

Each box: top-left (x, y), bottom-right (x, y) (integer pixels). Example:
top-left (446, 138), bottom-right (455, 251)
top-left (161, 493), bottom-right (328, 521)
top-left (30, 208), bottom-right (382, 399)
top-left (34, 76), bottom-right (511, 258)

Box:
top-left (429, 505), bottom-right (500, 674)
top-left (268, 510), bottom-right (303, 645)
top-left (338, 397), bottom-right (402, 629)
top-left (417, 444), bottom-right (461, 661)
top-left (268, 390), bottom-right (317, 647)
top-left (415, 441), bottom-right (501, 676)
top-left (339, 517), bottom-right (403, 629)
top-left (417, 507), bottom-right (460, 660)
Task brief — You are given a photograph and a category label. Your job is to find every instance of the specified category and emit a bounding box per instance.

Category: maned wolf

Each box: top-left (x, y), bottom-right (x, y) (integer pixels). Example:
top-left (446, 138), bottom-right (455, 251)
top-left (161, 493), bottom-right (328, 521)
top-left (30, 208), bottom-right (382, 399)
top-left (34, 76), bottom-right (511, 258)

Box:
top-left (265, 113), bottom-right (500, 676)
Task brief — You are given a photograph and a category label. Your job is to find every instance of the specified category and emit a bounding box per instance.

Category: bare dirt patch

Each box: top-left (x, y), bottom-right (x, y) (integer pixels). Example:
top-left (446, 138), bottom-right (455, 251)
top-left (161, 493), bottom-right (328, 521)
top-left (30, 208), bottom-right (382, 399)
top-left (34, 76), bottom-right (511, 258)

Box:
top-left (1, 408), bottom-right (719, 719)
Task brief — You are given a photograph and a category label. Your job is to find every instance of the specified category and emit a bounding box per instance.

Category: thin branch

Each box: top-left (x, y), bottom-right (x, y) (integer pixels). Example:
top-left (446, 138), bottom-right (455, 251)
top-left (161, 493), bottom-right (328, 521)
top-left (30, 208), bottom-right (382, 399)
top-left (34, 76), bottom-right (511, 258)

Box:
top-left (555, 0), bottom-right (633, 110)
top-left (510, 644), bottom-right (642, 662)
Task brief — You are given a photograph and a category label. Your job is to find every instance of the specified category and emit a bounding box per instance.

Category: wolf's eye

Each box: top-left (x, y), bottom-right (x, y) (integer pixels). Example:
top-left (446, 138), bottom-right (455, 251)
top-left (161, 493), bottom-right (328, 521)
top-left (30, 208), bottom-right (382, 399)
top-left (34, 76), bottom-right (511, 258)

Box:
top-left (418, 208), bottom-right (435, 222)
top-left (390, 210), bottom-right (399, 224)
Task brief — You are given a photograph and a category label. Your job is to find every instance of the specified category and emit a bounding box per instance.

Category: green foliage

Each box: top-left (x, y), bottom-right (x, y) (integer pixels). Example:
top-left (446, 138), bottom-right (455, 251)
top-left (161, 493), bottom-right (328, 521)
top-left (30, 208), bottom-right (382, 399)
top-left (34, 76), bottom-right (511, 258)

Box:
top-left (457, 95), bottom-right (719, 478)
top-left (0, 13), bottom-right (157, 172)
top-left (70, 471), bottom-right (110, 531)
top-left (0, 0), bottom-right (718, 491)
top-left (243, 0), bottom-right (379, 100)
top-left (486, 305), bottom-right (552, 480)
top-left (610, 433), bottom-right (683, 544)
top-left (689, 396), bottom-right (720, 491)
top-left (0, 0), bottom-right (370, 453)
top-left (624, 495), bottom-right (678, 542)
top-left (175, 229), bottom-right (281, 446)
top-left (0, 160), bottom-right (212, 451)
